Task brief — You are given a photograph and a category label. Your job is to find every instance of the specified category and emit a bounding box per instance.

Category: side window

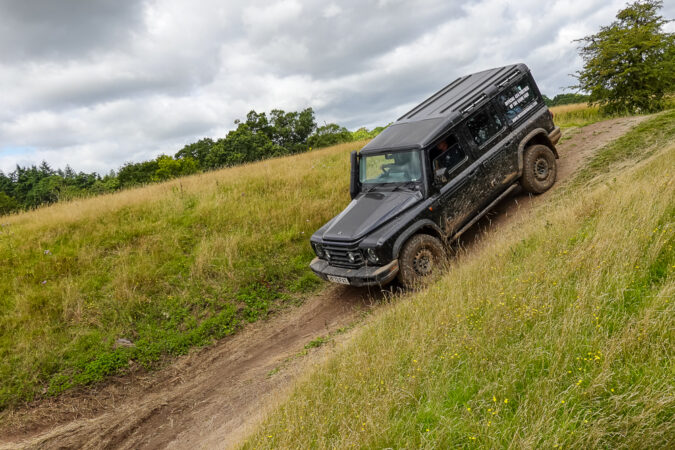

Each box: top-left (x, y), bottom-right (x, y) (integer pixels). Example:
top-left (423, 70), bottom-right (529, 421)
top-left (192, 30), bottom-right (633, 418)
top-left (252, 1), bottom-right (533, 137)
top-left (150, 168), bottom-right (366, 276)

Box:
top-left (499, 77), bottom-right (539, 124)
top-left (431, 135), bottom-right (467, 181)
top-left (466, 106), bottom-right (503, 147)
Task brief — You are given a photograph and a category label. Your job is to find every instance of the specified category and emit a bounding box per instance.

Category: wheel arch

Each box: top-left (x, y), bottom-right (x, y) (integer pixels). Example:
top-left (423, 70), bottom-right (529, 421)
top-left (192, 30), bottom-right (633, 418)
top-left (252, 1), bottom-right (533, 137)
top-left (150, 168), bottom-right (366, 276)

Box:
top-left (392, 219), bottom-right (445, 258)
top-left (517, 128), bottom-right (558, 175)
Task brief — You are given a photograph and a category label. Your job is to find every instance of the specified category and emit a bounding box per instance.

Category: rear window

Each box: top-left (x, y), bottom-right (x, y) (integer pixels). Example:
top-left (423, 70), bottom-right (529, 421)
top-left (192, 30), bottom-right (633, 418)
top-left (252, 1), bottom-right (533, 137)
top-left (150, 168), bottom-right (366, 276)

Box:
top-left (499, 77), bottom-right (539, 124)
top-left (466, 106), bottom-right (504, 147)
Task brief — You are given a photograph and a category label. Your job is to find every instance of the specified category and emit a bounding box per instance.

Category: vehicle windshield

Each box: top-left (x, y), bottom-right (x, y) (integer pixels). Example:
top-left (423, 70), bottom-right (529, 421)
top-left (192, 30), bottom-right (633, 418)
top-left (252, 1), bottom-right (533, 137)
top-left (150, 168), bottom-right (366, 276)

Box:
top-left (359, 150), bottom-right (422, 185)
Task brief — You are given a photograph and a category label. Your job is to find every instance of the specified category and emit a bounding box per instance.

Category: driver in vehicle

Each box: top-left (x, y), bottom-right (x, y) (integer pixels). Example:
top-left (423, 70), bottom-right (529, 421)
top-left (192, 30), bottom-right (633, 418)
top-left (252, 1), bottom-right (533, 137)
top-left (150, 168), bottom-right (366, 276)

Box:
top-left (431, 140), bottom-right (449, 170)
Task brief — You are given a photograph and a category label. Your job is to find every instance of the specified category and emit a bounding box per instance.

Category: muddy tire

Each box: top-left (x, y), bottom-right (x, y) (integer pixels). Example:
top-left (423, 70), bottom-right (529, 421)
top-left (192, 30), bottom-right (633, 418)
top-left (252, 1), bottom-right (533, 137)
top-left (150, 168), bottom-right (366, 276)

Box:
top-left (397, 234), bottom-right (446, 289)
top-left (521, 144), bottom-right (557, 194)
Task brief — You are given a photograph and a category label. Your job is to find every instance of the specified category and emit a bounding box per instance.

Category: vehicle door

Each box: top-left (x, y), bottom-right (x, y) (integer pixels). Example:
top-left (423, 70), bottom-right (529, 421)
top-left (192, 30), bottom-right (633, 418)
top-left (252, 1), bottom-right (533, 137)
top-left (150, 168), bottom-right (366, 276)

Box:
top-left (463, 102), bottom-right (517, 198)
top-left (429, 134), bottom-right (481, 235)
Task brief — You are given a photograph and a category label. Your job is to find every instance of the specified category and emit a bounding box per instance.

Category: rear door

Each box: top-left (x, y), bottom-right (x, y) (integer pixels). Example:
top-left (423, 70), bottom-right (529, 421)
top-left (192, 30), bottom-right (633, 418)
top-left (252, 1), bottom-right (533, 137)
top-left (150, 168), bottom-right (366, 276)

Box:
top-left (463, 102), bottom-right (518, 197)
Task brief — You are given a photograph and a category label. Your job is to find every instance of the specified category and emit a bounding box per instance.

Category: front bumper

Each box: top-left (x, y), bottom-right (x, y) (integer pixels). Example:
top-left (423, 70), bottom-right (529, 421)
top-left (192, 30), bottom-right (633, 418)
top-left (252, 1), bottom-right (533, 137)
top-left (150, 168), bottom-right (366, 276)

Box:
top-left (310, 258), bottom-right (399, 287)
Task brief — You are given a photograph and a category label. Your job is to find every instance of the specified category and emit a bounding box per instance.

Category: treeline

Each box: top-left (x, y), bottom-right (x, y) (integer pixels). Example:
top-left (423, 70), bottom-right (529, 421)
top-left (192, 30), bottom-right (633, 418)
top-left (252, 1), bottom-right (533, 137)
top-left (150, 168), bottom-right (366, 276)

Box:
top-left (542, 93), bottom-right (590, 107)
top-left (0, 163), bottom-right (119, 214)
top-left (0, 107), bottom-right (384, 215)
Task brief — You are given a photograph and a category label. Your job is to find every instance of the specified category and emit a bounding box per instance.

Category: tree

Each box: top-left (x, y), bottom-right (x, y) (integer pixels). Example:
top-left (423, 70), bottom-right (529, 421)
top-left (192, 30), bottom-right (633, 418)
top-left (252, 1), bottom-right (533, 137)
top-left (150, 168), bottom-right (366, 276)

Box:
top-left (574, 0), bottom-right (674, 114)
top-left (175, 138), bottom-right (214, 168)
top-left (267, 108), bottom-right (316, 152)
top-left (0, 172), bottom-right (12, 196)
top-left (205, 125), bottom-right (283, 169)
top-left (352, 126), bottom-right (387, 141)
top-left (0, 192), bottom-right (18, 215)
top-left (543, 93), bottom-right (591, 107)
top-left (308, 123), bottom-right (353, 148)
top-left (26, 175), bottom-right (64, 206)
top-left (153, 155), bottom-right (199, 181)
top-left (38, 160), bottom-right (54, 176)
top-left (117, 160), bottom-right (160, 188)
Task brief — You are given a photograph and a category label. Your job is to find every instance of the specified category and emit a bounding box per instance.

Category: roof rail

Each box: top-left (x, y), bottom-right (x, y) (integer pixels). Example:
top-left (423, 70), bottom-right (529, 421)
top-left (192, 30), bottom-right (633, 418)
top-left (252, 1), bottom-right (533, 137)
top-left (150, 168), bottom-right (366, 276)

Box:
top-left (460, 94), bottom-right (487, 115)
top-left (497, 70), bottom-right (521, 88)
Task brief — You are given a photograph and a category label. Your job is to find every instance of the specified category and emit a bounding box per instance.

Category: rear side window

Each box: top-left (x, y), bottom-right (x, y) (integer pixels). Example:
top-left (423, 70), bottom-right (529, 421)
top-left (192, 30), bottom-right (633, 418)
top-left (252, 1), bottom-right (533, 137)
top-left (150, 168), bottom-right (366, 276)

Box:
top-left (466, 106), bottom-right (504, 147)
top-left (499, 77), bottom-right (539, 124)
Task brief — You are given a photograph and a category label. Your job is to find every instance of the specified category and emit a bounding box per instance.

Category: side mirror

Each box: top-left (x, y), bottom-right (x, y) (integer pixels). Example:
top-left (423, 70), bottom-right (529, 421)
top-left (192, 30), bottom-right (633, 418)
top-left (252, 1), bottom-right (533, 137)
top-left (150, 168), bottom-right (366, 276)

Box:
top-left (349, 151), bottom-right (360, 199)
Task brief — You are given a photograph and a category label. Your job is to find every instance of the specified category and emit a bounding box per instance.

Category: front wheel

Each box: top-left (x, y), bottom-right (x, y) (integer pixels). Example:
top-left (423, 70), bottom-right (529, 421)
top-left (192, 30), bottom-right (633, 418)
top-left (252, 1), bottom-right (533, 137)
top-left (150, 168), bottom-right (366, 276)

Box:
top-left (521, 144), bottom-right (557, 194)
top-left (397, 234), bottom-right (446, 289)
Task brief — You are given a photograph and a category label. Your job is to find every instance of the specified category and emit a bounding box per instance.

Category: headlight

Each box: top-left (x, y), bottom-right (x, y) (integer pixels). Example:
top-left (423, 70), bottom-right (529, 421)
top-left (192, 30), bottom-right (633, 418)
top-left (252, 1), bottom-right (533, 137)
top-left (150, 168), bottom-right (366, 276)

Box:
top-left (313, 243), bottom-right (325, 258)
top-left (365, 248), bottom-right (379, 264)
top-left (347, 251), bottom-right (358, 263)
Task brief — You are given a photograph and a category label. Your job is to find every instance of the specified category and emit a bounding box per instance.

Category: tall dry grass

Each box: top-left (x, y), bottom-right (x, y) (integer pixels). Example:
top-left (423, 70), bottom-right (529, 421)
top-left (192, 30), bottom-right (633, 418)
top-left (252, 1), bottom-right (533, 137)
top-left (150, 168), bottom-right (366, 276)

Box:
top-left (549, 102), bottom-right (603, 129)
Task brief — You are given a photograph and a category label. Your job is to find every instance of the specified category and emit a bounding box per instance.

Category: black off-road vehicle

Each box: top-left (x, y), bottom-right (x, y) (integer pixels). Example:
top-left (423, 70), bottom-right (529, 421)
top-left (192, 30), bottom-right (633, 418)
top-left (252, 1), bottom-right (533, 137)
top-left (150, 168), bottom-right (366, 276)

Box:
top-left (310, 63), bottom-right (561, 288)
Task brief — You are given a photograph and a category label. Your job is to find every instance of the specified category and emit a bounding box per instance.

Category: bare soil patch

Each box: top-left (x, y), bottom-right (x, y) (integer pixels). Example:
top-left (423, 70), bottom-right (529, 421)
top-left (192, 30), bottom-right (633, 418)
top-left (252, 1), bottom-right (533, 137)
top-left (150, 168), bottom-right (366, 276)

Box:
top-left (0, 116), bottom-right (647, 449)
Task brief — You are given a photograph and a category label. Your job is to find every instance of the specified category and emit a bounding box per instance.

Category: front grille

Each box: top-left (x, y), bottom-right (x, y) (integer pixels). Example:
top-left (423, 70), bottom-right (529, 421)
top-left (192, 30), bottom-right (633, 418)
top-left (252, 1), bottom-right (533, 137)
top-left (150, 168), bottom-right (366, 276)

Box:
top-left (323, 242), bottom-right (364, 269)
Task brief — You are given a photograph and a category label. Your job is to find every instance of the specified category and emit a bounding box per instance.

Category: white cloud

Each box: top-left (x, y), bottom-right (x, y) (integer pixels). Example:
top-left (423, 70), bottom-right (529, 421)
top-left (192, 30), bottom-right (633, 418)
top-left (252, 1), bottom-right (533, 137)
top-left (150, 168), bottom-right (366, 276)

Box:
top-left (323, 4), bottom-right (342, 18)
top-left (0, 0), bottom-right (662, 174)
top-left (242, 0), bottom-right (303, 34)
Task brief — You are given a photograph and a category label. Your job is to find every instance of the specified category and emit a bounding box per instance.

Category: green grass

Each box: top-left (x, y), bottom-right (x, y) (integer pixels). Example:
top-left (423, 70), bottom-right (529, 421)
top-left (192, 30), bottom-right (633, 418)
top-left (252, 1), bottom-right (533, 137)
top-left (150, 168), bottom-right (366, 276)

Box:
top-left (242, 111), bottom-right (675, 448)
top-left (572, 109), bottom-right (675, 185)
top-left (0, 141), bottom-right (365, 410)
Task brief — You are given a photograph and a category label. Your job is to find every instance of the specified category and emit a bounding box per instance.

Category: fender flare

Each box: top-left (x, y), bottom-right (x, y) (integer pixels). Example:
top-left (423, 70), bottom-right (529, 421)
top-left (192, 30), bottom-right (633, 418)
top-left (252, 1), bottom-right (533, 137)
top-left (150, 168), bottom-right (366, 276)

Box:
top-left (517, 128), bottom-right (558, 175)
top-left (392, 219), bottom-right (445, 258)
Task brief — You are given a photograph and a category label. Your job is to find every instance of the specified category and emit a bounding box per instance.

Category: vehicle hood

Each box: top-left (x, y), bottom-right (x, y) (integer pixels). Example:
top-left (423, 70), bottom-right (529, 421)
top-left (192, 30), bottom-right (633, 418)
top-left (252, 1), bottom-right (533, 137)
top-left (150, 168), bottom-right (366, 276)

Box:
top-left (320, 190), bottom-right (423, 242)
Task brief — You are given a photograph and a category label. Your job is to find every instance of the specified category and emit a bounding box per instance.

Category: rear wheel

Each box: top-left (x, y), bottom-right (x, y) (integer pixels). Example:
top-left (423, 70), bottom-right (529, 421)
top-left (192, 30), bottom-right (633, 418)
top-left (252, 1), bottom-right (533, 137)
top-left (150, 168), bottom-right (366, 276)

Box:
top-left (397, 234), bottom-right (446, 289)
top-left (521, 144), bottom-right (557, 194)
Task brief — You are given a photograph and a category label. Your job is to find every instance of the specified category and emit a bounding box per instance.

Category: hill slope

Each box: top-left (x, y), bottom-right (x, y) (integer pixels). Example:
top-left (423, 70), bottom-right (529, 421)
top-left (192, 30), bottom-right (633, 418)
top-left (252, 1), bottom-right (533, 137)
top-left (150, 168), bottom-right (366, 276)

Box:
top-left (0, 102), bottom-right (614, 410)
top-left (0, 111), bottom-right (669, 448)
top-left (0, 140), bottom-right (368, 409)
top-left (243, 110), bottom-right (675, 448)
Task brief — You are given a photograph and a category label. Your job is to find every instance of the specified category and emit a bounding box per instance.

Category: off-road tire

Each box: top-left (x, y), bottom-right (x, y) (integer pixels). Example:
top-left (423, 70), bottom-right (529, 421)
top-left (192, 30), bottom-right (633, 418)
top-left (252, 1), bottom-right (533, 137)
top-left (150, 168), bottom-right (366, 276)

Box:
top-left (521, 144), bottom-right (557, 194)
top-left (397, 234), bottom-right (446, 289)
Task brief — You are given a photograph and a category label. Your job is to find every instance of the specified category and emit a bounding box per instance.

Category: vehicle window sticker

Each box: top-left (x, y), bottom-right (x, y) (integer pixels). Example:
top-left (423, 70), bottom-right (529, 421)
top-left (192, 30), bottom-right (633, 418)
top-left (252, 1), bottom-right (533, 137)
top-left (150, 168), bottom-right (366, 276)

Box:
top-left (500, 78), bottom-right (539, 124)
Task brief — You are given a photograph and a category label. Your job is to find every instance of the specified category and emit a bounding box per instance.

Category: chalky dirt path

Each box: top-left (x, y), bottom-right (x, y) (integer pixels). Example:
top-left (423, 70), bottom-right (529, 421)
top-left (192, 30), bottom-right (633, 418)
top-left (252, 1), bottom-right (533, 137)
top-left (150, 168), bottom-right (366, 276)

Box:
top-left (0, 116), bottom-right (646, 450)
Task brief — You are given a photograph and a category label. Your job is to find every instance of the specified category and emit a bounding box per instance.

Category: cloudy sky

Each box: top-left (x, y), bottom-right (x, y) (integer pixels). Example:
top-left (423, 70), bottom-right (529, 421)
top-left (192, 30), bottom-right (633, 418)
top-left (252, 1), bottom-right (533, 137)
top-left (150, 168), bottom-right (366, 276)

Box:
top-left (1, 0), bottom-right (673, 174)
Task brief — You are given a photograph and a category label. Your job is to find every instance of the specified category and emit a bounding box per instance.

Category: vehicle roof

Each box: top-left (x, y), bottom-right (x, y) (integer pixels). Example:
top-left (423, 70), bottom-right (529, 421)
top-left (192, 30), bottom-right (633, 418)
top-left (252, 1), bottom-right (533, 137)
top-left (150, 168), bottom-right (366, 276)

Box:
top-left (360, 63), bottom-right (529, 154)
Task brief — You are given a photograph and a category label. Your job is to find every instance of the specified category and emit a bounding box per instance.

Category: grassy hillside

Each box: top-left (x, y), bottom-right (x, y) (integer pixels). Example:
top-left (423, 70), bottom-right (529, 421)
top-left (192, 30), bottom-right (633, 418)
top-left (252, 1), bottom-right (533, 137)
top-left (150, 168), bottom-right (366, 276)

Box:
top-left (0, 104), bottom-right (643, 410)
top-left (0, 141), bottom-right (367, 409)
top-left (244, 110), bottom-right (674, 448)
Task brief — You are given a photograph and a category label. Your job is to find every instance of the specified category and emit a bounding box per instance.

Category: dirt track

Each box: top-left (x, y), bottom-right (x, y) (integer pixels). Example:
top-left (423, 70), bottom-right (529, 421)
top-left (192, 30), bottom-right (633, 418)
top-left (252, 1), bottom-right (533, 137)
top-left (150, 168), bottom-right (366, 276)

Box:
top-left (0, 116), bottom-right (646, 450)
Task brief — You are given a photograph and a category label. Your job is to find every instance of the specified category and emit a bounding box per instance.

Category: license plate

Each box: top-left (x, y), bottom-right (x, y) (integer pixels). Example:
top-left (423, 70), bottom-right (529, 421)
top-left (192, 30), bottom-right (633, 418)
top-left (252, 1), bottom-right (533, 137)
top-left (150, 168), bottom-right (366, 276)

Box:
top-left (327, 275), bottom-right (350, 285)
